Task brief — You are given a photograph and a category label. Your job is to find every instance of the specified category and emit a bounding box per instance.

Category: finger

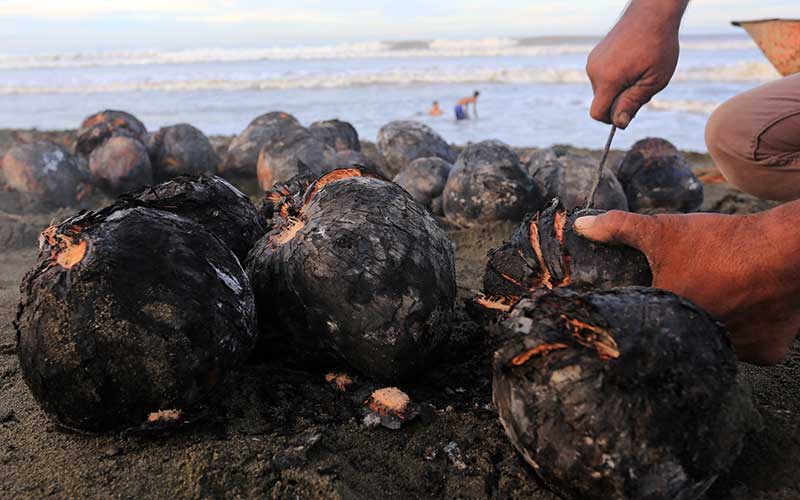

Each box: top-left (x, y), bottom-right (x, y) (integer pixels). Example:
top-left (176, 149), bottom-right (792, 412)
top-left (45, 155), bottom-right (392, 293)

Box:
top-left (611, 82), bottom-right (659, 129)
top-left (573, 210), bottom-right (662, 255)
top-left (589, 83), bottom-right (621, 124)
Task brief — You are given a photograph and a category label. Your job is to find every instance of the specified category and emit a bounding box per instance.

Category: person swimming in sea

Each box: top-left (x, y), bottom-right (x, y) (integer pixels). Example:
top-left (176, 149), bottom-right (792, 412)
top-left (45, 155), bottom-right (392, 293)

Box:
top-left (428, 101), bottom-right (443, 116)
top-left (455, 91), bottom-right (480, 120)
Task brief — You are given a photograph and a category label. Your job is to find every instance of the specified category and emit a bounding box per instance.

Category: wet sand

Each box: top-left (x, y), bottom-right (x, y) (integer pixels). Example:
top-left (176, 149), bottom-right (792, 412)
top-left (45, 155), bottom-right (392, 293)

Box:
top-left (0, 131), bottom-right (798, 499)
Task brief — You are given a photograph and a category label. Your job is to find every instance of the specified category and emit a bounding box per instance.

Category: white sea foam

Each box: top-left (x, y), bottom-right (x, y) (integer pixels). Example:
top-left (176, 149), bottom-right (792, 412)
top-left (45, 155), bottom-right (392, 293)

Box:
top-left (647, 99), bottom-right (720, 115)
top-left (0, 36), bottom-right (757, 70)
top-left (0, 61), bottom-right (777, 95)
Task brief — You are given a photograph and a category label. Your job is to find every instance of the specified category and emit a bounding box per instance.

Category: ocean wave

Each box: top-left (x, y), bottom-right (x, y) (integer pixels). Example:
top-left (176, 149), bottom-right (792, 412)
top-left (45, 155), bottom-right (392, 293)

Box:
top-left (0, 62), bottom-right (777, 95)
top-left (647, 99), bottom-right (720, 114)
top-left (0, 36), bottom-right (757, 70)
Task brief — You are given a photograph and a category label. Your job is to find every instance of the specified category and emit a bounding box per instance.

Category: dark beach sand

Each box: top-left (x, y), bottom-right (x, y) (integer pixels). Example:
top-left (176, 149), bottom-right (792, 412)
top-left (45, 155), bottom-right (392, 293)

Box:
top-left (0, 130), bottom-right (797, 499)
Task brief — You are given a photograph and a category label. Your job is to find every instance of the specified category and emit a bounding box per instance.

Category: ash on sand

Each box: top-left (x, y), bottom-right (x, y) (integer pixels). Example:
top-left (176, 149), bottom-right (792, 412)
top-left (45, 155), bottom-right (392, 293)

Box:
top-left (0, 132), bottom-right (798, 500)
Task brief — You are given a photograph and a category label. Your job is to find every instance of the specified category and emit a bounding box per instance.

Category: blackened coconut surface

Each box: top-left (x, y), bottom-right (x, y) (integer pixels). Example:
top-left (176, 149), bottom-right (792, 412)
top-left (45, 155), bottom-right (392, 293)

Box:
top-left (125, 175), bottom-right (265, 262)
top-left (146, 123), bottom-right (221, 181)
top-left (484, 200), bottom-right (651, 297)
top-left (74, 110), bottom-right (148, 158)
top-left (393, 157), bottom-right (452, 211)
top-left (246, 169), bottom-right (456, 381)
top-left (222, 111), bottom-right (303, 177)
top-left (527, 153), bottom-right (628, 211)
top-left (309, 119), bottom-right (361, 152)
top-left (15, 206), bottom-right (257, 432)
top-left (332, 149), bottom-right (381, 173)
top-left (1, 141), bottom-right (87, 209)
top-left (442, 140), bottom-right (543, 228)
top-left (376, 121), bottom-right (457, 178)
top-left (493, 287), bottom-right (755, 500)
top-left (256, 127), bottom-right (335, 191)
top-left (88, 136), bottom-right (154, 196)
top-left (618, 138), bottom-right (703, 214)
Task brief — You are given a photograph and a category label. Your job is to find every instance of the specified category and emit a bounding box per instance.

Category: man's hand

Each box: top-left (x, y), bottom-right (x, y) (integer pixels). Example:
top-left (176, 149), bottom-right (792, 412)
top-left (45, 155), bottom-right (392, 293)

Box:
top-left (587, 0), bottom-right (689, 128)
top-left (573, 208), bottom-right (800, 365)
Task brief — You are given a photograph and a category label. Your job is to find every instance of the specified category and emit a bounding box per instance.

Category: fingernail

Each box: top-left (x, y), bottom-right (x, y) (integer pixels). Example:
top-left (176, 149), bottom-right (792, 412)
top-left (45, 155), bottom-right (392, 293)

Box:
top-left (615, 111), bottom-right (631, 128)
top-left (573, 216), bottom-right (597, 233)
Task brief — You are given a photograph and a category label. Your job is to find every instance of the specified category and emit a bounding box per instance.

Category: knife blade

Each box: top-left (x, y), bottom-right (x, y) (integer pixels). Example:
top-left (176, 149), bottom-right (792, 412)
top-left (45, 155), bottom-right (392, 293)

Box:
top-left (585, 125), bottom-right (618, 209)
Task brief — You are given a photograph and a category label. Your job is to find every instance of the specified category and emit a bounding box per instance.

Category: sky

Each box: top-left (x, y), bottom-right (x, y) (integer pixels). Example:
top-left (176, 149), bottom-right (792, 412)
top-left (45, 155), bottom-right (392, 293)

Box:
top-left (0, 0), bottom-right (798, 53)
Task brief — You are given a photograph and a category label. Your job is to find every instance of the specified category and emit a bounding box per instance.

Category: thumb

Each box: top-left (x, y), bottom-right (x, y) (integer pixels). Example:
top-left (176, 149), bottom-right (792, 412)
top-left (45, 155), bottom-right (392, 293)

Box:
top-left (610, 83), bottom-right (657, 129)
top-left (573, 210), bottom-right (662, 255)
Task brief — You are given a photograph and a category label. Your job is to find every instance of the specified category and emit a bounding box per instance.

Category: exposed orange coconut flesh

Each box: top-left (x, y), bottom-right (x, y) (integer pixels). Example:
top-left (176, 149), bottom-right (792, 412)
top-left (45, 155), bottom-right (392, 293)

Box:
top-left (500, 273), bottom-right (524, 287)
top-left (696, 169), bottom-right (727, 185)
top-left (271, 217), bottom-right (305, 246)
top-left (528, 218), bottom-right (553, 289)
top-left (325, 372), bottom-right (353, 392)
top-left (561, 315), bottom-right (620, 361)
top-left (553, 209), bottom-right (568, 245)
top-left (41, 225), bottom-right (88, 270)
top-left (302, 168), bottom-right (382, 207)
top-left (510, 343), bottom-right (569, 367)
top-left (475, 294), bottom-right (518, 313)
top-left (366, 387), bottom-right (411, 419)
top-left (146, 409), bottom-right (183, 424)
top-left (552, 208), bottom-right (573, 287)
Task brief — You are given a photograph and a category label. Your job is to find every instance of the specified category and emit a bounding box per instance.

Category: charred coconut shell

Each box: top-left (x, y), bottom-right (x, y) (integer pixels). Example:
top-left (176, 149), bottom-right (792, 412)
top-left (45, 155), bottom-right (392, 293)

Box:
top-left (483, 200), bottom-right (651, 297)
top-left (376, 121), bottom-right (457, 178)
top-left (442, 140), bottom-right (543, 227)
top-left (222, 111), bottom-right (304, 177)
top-left (617, 138), bottom-right (703, 214)
top-left (88, 136), bottom-right (154, 196)
top-left (256, 127), bottom-right (336, 191)
top-left (1, 141), bottom-right (87, 209)
top-left (493, 287), bottom-right (755, 500)
top-left (309, 119), bottom-right (361, 152)
top-left (125, 175), bottom-right (265, 261)
top-left (392, 157), bottom-right (452, 211)
top-left (74, 110), bottom-right (148, 158)
top-left (528, 153), bottom-right (628, 211)
top-left (332, 149), bottom-right (382, 172)
top-left (246, 168), bottom-right (456, 381)
top-left (15, 206), bottom-right (257, 432)
top-left (146, 123), bottom-right (221, 181)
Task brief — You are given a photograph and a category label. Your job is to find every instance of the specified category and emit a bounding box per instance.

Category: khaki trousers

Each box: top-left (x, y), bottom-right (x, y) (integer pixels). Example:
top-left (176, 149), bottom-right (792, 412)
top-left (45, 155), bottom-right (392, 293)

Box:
top-left (705, 73), bottom-right (800, 201)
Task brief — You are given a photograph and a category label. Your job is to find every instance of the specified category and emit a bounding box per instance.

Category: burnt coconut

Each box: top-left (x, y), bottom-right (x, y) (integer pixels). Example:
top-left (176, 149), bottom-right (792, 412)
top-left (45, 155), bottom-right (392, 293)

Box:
top-left (222, 111), bottom-right (303, 177)
top-left (493, 287), bottom-right (755, 500)
top-left (246, 168), bottom-right (456, 381)
top-left (376, 121), bottom-right (457, 178)
top-left (527, 152), bottom-right (628, 211)
top-left (88, 136), bottom-right (154, 196)
top-left (309, 119), bottom-right (361, 152)
top-left (146, 123), bottom-right (221, 181)
top-left (393, 157), bottom-right (452, 212)
top-left (1, 141), bottom-right (87, 209)
top-left (442, 140), bottom-right (544, 227)
top-left (124, 175), bottom-right (265, 262)
top-left (484, 200), bottom-right (651, 298)
top-left (74, 110), bottom-right (148, 158)
top-left (15, 205), bottom-right (257, 432)
top-left (256, 127), bottom-right (336, 191)
top-left (617, 138), bottom-right (703, 214)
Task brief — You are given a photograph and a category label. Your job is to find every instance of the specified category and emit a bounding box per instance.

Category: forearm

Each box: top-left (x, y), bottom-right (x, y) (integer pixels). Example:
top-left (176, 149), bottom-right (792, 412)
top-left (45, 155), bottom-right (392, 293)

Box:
top-left (619, 0), bottom-right (689, 33)
top-left (751, 199), bottom-right (800, 287)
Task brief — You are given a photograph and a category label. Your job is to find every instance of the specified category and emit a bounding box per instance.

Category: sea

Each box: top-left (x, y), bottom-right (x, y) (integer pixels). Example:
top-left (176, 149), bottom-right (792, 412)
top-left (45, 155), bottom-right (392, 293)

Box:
top-left (0, 35), bottom-right (780, 152)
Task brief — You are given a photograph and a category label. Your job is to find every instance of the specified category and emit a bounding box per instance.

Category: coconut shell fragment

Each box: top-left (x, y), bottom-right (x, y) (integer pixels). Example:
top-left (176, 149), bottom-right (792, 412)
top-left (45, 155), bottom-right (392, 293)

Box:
top-left (442, 140), bottom-right (544, 228)
top-left (617, 137), bottom-right (703, 214)
top-left (147, 123), bottom-right (221, 181)
top-left (377, 121), bottom-right (457, 178)
top-left (483, 200), bottom-right (651, 298)
top-left (1, 141), bottom-right (88, 209)
top-left (493, 287), bottom-right (756, 500)
top-left (309, 119), bottom-right (361, 152)
top-left (15, 206), bottom-right (257, 432)
top-left (74, 110), bottom-right (148, 158)
top-left (246, 168), bottom-right (456, 381)
top-left (88, 136), bottom-right (154, 196)
top-left (124, 175), bottom-right (265, 261)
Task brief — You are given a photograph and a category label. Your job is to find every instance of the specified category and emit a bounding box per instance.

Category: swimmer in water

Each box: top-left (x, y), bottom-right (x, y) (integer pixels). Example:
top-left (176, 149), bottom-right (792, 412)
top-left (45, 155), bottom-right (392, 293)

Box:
top-left (428, 101), bottom-right (443, 116)
top-left (455, 91), bottom-right (480, 120)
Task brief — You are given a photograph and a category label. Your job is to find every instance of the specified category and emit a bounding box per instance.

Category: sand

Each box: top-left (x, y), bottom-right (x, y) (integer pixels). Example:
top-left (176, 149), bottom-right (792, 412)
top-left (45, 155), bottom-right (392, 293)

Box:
top-left (0, 131), bottom-right (798, 499)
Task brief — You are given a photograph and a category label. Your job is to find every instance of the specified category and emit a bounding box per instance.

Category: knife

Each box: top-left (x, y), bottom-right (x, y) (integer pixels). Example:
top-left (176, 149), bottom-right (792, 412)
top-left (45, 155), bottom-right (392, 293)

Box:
top-left (585, 124), bottom-right (618, 209)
